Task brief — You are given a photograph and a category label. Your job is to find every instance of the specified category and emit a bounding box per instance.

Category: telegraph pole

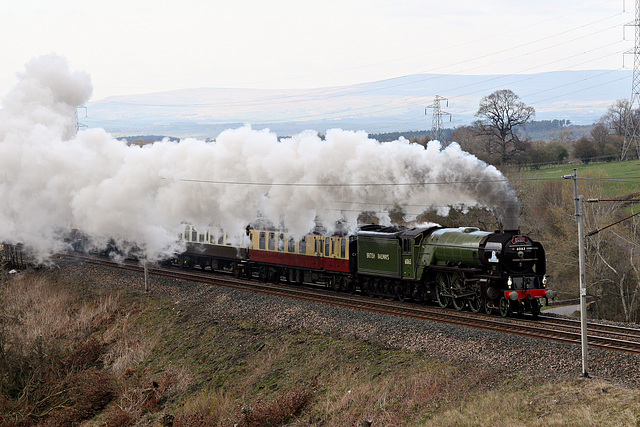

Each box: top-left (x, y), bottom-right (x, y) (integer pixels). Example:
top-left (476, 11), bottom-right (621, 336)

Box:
top-left (563, 169), bottom-right (589, 378)
top-left (425, 95), bottom-right (451, 142)
top-left (622, 0), bottom-right (640, 160)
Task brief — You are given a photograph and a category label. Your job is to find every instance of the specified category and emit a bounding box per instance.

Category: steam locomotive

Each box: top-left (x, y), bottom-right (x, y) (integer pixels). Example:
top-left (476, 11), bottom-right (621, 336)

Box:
top-left (172, 223), bottom-right (554, 317)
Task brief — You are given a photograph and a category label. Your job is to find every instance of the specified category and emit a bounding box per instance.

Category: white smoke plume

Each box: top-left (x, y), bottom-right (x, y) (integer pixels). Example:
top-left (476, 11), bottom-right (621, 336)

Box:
top-left (0, 55), bottom-right (520, 263)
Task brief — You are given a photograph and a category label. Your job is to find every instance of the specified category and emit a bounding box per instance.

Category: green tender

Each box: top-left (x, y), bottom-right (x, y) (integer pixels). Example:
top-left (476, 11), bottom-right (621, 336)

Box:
top-left (357, 232), bottom-right (402, 278)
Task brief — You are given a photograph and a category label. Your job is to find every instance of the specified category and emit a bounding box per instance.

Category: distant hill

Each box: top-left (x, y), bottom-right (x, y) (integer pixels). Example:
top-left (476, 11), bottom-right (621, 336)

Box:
top-left (119, 135), bottom-right (180, 143)
top-left (83, 70), bottom-right (631, 139)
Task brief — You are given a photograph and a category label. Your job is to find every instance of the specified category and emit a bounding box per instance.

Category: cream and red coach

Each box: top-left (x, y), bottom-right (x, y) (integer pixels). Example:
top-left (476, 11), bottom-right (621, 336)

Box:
top-left (246, 229), bottom-right (354, 291)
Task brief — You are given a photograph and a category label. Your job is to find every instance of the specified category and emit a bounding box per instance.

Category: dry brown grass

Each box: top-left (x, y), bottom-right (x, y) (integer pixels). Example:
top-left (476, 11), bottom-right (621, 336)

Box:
top-left (101, 311), bottom-right (153, 374)
top-left (3, 270), bottom-right (640, 426)
top-left (424, 377), bottom-right (640, 426)
top-left (0, 273), bottom-right (184, 426)
top-left (239, 384), bottom-right (314, 427)
top-left (174, 389), bottom-right (236, 426)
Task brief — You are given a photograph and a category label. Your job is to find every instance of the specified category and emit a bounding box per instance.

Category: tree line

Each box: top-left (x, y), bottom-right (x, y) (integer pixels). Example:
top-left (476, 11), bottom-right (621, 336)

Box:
top-left (448, 89), bottom-right (631, 167)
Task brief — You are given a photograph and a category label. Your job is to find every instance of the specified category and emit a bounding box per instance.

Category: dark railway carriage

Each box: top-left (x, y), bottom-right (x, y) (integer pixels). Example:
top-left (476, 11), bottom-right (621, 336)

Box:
top-left (173, 225), bottom-right (248, 274)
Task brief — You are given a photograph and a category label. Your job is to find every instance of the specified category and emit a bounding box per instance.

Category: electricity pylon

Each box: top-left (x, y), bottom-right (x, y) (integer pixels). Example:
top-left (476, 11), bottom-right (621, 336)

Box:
top-left (622, 0), bottom-right (640, 160)
top-left (425, 95), bottom-right (451, 142)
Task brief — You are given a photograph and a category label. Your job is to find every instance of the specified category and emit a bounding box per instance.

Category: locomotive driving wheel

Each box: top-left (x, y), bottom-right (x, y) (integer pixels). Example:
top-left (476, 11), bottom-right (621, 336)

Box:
top-left (450, 273), bottom-right (466, 311)
top-left (435, 273), bottom-right (451, 308)
top-left (468, 294), bottom-right (482, 313)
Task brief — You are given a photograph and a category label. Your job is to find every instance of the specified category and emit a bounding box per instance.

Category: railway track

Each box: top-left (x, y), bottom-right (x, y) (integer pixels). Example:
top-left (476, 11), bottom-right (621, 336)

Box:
top-left (67, 253), bottom-right (640, 356)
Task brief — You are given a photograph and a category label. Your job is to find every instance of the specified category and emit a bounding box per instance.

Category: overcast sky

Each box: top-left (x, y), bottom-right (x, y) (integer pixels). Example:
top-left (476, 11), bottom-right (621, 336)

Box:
top-left (0, 0), bottom-right (630, 101)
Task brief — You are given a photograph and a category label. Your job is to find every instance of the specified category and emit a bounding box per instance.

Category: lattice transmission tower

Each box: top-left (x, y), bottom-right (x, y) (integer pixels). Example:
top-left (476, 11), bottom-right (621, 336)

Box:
top-left (622, 0), bottom-right (640, 160)
top-left (425, 95), bottom-right (451, 142)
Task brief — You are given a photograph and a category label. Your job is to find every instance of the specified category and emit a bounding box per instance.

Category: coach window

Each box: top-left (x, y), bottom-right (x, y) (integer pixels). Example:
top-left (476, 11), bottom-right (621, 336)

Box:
top-left (259, 232), bottom-right (266, 250)
top-left (191, 229), bottom-right (197, 242)
top-left (199, 233), bottom-right (205, 243)
top-left (341, 238), bottom-right (346, 258)
top-left (278, 233), bottom-right (285, 251)
top-left (218, 235), bottom-right (224, 244)
top-left (268, 232), bottom-right (275, 250)
top-left (299, 237), bottom-right (306, 254)
top-left (288, 237), bottom-right (295, 253)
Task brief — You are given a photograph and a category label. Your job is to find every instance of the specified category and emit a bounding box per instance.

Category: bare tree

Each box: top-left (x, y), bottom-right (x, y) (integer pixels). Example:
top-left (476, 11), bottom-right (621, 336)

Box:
top-left (585, 199), bottom-right (640, 323)
top-left (514, 169), bottom-right (640, 321)
top-left (473, 89), bottom-right (535, 164)
top-left (600, 99), bottom-right (633, 137)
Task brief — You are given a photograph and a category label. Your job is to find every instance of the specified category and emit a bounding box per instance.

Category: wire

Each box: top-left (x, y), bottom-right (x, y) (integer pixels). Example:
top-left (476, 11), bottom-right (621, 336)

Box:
top-left (162, 177), bottom-right (514, 187)
top-left (160, 175), bottom-right (602, 188)
top-left (94, 12), bottom-right (625, 110)
top-left (236, 0), bottom-right (616, 89)
top-left (86, 7), bottom-right (630, 136)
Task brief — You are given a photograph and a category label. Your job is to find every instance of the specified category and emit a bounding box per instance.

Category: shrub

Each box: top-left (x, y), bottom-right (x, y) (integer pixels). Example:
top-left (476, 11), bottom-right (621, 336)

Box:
top-left (241, 385), bottom-right (314, 427)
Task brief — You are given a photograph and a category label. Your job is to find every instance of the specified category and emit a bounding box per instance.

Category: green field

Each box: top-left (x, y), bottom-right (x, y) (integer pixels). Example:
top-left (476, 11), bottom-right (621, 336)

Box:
top-left (512, 160), bottom-right (640, 199)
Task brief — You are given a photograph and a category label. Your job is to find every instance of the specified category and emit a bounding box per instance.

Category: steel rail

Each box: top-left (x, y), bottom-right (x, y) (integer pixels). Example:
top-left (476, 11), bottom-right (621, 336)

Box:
top-left (64, 253), bottom-right (640, 355)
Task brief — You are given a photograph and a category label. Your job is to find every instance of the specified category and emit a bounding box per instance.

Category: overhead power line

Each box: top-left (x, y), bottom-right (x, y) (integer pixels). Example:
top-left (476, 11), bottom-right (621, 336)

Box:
top-left (161, 175), bottom-right (640, 188)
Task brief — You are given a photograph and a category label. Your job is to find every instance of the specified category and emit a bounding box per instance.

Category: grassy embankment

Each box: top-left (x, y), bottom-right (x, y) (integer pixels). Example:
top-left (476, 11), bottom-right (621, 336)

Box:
top-left (1, 271), bottom-right (638, 426)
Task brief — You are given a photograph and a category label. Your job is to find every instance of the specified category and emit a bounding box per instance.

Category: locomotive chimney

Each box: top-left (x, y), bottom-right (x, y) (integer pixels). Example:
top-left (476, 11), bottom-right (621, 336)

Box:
top-left (500, 198), bottom-right (520, 233)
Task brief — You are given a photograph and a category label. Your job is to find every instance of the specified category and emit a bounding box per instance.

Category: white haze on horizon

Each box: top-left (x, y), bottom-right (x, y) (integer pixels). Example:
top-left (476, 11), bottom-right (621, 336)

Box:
top-left (0, 54), bottom-right (520, 263)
